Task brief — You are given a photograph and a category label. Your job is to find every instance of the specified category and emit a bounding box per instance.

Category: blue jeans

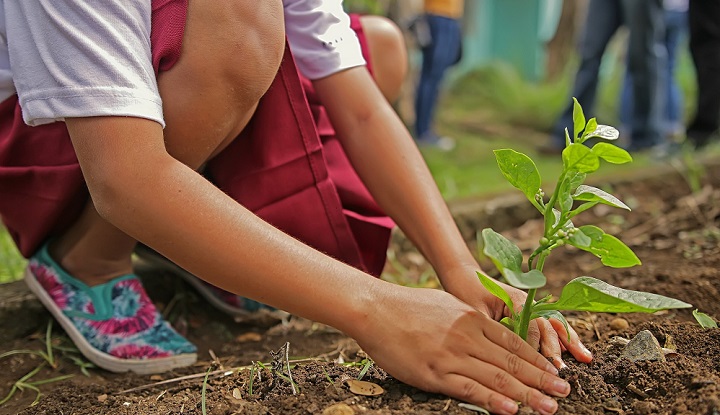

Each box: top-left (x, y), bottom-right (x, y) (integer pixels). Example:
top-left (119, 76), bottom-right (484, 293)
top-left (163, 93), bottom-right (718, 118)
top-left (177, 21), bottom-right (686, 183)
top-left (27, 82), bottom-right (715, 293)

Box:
top-left (414, 14), bottom-right (462, 140)
top-left (552, 0), bottom-right (666, 149)
top-left (621, 9), bottom-right (688, 136)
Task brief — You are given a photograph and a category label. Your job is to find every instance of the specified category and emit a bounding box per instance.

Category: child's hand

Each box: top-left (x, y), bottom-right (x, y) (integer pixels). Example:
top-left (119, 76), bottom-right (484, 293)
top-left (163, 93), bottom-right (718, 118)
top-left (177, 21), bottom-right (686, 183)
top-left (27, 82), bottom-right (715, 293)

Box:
top-left (439, 266), bottom-right (593, 370)
top-left (351, 285), bottom-right (571, 415)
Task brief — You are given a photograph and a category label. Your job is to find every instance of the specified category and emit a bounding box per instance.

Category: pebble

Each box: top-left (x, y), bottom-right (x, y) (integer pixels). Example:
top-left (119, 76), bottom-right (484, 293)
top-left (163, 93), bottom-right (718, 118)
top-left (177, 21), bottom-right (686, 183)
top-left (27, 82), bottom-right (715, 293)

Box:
top-left (620, 330), bottom-right (665, 362)
top-left (609, 317), bottom-right (629, 330)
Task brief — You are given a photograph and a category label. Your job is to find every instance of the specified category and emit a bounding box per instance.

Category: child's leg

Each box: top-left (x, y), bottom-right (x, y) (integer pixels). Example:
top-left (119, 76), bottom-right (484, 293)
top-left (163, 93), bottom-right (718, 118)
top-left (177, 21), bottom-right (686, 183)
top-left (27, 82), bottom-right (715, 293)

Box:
top-left (357, 15), bottom-right (408, 102)
top-left (22, 0), bottom-right (285, 373)
top-left (52, 0), bottom-right (284, 287)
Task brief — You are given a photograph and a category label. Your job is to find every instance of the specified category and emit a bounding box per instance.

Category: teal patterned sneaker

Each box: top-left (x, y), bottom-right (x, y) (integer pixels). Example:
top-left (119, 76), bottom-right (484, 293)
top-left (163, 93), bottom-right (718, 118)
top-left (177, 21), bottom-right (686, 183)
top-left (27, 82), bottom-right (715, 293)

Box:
top-left (24, 243), bottom-right (197, 374)
top-left (134, 244), bottom-right (274, 318)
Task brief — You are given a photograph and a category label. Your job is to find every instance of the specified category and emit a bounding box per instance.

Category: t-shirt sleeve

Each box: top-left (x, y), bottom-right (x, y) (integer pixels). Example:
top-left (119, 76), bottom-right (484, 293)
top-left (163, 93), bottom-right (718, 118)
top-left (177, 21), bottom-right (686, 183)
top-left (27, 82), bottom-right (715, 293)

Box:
top-left (4, 1), bottom-right (164, 127)
top-left (283, 0), bottom-right (366, 80)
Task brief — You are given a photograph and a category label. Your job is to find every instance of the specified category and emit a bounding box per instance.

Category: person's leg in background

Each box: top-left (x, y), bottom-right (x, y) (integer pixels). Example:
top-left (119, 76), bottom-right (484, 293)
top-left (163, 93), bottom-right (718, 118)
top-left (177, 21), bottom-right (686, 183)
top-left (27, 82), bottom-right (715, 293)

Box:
top-left (543, 0), bottom-right (622, 153)
top-left (663, 5), bottom-right (689, 138)
top-left (618, 3), bottom-right (687, 141)
top-left (622, 0), bottom-right (666, 151)
top-left (686, 0), bottom-right (720, 148)
top-left (414, 13), bottom-right (461, 148)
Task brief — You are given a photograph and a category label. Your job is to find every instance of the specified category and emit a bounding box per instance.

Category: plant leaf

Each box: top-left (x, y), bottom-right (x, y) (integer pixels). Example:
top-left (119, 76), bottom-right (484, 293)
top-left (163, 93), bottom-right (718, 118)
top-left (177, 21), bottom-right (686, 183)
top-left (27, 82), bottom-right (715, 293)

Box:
top-left (481, 228), bottom-right (522, 273)
top-left (581, 117), bottom-right (598, 142)
top-left (577, 225), bottom-right (641, 268)
top-left (562, 144), bottom-right (600, 173)
top-left (572, 97), bottom-right (586, 140)
top-left (535, 277), bottom-right (692, 313)
top-left (477, 272), bottom-right (515, 313)
top-left (481, 229), bottom-right (547, 289)
top-left (573, 185), bottom-right (630, 210)
top-left (592, 142), bottom-right (632, 164)
top-left (584, 125), bottom-right (620, 141)
top-left (494, 149), bottom-right (541, 204)
top-left (532, 310), bottom-right (571, 342)
top-left (569, 201), bottom-right (599, 218)
top-left (568, 228), bottom-right (591, 248)
top-left (566, 171), bottom-right (587, 193)
top-left (693, 310), bottom-right (718, 328)
top-left (503, 268), bottom-right (547, 290)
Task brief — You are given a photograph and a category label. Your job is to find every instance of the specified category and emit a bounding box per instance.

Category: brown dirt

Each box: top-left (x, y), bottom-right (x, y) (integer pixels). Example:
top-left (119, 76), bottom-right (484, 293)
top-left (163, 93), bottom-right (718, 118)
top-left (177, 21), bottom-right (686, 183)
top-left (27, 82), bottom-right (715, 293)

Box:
top-left (2, 162), bottom-right (720, 415)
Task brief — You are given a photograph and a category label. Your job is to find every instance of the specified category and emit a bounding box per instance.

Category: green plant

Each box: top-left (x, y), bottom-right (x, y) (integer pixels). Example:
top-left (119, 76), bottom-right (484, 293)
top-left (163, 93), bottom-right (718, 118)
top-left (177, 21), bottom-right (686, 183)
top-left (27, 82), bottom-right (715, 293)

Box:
top-left (692, 310), bottom-right (718, 329)
top-left (0, 321), bottom-right (76, 407)
top-left (478, 98), bottom-right (692, 341)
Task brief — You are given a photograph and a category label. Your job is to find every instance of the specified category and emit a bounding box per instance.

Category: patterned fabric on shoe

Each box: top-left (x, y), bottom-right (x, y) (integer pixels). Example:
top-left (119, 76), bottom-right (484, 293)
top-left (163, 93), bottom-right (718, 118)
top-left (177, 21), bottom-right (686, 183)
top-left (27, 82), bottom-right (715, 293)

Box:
top-left (29, 245), bottom-right (197, 360)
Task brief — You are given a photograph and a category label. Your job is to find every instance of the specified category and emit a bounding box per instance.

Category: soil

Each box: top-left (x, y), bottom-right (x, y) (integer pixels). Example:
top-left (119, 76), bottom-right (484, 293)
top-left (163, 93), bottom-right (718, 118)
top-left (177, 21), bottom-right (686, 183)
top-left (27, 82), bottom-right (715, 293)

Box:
top-left (1, 161), bottom-right (720, 415)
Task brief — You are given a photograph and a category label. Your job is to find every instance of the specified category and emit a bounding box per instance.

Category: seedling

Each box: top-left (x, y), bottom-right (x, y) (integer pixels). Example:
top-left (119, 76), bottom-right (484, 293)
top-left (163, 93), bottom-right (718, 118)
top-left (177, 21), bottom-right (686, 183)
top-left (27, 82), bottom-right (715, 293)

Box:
top-left (692, 310), bottom-right (718, 329)
top-left (478, 98), bottom-right (692, 342)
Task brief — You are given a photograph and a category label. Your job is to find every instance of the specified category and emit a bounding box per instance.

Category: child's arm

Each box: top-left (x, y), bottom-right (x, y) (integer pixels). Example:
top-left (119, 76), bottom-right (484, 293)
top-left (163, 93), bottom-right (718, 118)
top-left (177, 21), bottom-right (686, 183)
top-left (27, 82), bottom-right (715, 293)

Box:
top-left (66, 115), bottom-right (570, 414)
top-left (312, 66), bottom-right (593, 366)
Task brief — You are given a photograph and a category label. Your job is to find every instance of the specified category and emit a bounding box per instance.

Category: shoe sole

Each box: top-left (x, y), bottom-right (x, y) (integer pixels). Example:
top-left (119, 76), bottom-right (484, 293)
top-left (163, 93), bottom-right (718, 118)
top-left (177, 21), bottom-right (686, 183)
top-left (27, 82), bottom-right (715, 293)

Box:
top-left (24, 268), bottom-right (197, 375)
top-left (134, 246), bottom-right (254, 318)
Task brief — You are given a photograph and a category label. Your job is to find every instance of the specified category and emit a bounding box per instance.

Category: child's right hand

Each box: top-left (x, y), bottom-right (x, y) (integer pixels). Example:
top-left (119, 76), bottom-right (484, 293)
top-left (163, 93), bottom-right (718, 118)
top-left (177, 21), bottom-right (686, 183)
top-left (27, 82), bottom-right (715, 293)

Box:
top-left (349, 285), bottom-right (570, 415)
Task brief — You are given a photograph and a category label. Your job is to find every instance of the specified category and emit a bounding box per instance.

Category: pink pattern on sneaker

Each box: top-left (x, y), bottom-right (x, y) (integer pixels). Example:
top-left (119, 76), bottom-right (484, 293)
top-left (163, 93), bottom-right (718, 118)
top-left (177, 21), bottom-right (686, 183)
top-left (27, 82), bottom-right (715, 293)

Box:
top-left (109, 344), bottom-right (172, 359)
top-left (87, 279), bottom-right (158, 336)
top-left (30, 261), bottom-right (69, 309)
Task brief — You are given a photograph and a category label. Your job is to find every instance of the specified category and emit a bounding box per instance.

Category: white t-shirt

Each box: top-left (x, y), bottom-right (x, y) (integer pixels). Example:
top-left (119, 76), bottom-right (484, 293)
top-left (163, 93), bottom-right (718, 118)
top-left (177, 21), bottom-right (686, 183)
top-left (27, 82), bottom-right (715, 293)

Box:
top-left (0, 0), bottom-right (365, 127)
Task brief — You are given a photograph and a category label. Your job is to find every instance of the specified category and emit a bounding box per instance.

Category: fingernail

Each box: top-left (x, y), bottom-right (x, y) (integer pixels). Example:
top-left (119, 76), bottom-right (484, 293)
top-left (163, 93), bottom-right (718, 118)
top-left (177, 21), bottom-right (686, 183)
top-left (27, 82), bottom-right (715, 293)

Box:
top-left (546, 359), bottom-right (559, 375)
top-left (540, 397), bottom-right (558, 414)
top-left (581, 344), bottom-right (592, 357)
top-left (560, 361), bottom-right (568, 370)
top-left (553, 379), bottom-right (571, 396)
top-left (500, 399), bottom-right (518, 414)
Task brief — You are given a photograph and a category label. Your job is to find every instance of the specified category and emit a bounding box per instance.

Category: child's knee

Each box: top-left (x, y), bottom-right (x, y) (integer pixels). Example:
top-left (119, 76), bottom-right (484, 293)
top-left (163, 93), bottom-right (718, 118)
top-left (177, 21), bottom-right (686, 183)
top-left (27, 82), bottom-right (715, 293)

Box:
top-left (361, 15), bottom-right (408, 101)
top-left (157, 0), bottom-right (285, 167)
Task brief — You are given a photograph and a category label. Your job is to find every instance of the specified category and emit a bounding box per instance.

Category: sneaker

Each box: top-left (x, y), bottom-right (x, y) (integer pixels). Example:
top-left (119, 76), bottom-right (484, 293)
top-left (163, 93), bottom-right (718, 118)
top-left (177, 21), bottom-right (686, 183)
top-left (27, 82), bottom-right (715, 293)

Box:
top-left (416, 133), bottom-right (456, 151)
top-left (24, 243), bottom-right (197, 374)
top-left (134, 244), bottom-right (275, 318)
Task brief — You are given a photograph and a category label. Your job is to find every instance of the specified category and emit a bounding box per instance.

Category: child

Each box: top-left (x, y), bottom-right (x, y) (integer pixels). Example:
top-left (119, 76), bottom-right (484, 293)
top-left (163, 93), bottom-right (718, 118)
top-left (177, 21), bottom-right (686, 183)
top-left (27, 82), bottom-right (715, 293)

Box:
top-left (0, 1), bottom-right (591, 414)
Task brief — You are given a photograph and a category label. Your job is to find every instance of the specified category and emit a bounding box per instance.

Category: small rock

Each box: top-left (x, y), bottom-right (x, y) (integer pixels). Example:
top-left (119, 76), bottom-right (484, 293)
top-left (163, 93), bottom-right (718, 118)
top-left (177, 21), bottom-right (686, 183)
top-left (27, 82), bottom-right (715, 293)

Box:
top-left (620, 330), bottom-right (665, 362)
top-left (322, 403), bottom-right (355, 415)
top-left (609, 318), bottom-right (629, 330)
top-left (97, 394), bottom-right (108, 403)
top-left (632, 400), bottom-right (658, 415)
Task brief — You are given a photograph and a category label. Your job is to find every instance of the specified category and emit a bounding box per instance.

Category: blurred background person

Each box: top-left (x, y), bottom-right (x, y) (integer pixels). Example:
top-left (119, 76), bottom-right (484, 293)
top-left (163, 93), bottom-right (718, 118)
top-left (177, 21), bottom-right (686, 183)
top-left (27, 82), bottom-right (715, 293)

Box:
top-left (541, 0), bottom-right (667, 154)
top-left (685, 0), bottom-right (720, 149)
top-left (620, 0), bottom-right (688, 142)
top-left (413, 0), bottom-right (464, 150)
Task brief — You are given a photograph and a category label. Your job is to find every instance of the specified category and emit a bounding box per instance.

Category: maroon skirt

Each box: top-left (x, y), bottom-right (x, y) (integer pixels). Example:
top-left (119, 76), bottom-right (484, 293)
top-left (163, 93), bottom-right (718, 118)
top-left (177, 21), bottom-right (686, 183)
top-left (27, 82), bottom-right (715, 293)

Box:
top-left (0, 2), bottom-right (393, 276)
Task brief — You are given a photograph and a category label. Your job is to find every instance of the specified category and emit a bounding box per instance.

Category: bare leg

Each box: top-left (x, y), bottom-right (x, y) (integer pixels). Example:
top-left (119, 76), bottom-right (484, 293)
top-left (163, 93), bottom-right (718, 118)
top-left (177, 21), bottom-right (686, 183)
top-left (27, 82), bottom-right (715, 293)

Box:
top-left (359, 15), bottom-right (408, 103)
top-left (51, 0), bottom-right (285, 286)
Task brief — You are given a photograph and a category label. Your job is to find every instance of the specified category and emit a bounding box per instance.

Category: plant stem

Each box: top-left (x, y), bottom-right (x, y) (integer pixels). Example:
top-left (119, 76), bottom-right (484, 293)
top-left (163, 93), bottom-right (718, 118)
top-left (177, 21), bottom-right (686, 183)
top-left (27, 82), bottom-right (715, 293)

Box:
top-left (517, 288), bottom-right (537, 341)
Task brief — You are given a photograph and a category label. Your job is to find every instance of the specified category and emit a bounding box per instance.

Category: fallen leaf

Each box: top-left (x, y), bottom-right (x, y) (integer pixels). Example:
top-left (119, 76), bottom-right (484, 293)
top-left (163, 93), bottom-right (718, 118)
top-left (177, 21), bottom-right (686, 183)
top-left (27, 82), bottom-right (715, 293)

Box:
top-left (150, 375), bottom-right (163, 381)
top-left (232, 388), bottom-right (242, 400)
top-left (235, 332), bottom-right (263, 343)
top-left (347, 379), bottom-right (384, 396)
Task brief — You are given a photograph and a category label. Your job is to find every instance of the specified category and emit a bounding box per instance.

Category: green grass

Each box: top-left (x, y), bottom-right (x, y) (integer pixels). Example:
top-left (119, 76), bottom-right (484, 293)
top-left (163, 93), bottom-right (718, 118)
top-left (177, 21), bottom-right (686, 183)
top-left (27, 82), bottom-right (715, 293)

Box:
top-left (0, 225), bottom-right (25, 284)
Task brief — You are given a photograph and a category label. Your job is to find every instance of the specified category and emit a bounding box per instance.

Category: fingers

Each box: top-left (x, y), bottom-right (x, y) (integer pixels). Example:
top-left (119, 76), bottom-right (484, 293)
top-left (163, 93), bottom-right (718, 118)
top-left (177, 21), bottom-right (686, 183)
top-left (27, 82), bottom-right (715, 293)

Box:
top-left (481, 320), bottom-right (560, 376)
top-left (526, 319), bottom-right (541, 351)
top-left (549, 318), bottom-right (593, 363)
top-left (536, 318), bottom-right (565, 369)
top-left (437, 362), bottom-right (565, 415)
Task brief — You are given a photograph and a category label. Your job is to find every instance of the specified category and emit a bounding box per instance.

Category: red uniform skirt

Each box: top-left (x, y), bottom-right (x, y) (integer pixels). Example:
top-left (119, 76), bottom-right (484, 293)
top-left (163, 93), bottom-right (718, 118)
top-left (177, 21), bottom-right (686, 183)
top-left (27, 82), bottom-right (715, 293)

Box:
top-left (0, 0), bottom-right (393, 277)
